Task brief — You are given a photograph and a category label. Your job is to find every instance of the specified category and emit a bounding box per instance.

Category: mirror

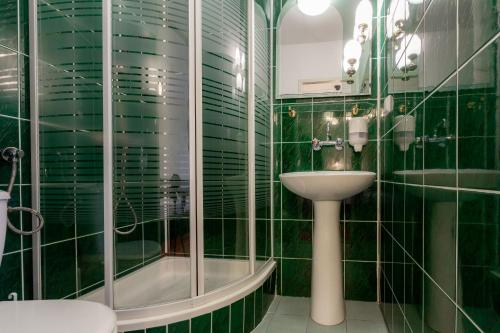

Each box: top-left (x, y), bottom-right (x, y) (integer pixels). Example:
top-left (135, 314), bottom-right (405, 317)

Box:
top-left (387, 0), bottom-right (495, 94)
top-left (276, 0), bottom-right (373, 98)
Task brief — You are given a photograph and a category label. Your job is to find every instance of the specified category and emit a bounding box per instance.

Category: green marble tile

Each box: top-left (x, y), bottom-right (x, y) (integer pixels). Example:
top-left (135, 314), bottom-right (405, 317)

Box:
top-left (0, 252), bottom-right (22, 301)
top-left (281, 220), bottom-right (312, 259)
top-left (77, 233), bottom-right (104, 291)
top-left (212, 306), bottom-right (230, 333)
top-left (345, 261), bottom-right (377, 301)
top-left (273, 143), bottom-right (282, 181)
top-left (281, 143), bottom-right (312, 173)
top-left (281, 258), bottom-right (311, 297)
top-left (244, 292), bottom-right (255, 332)
top-left (223, 219), bottom-right (249, 257)
top-left (312, 111), bottom-right (344, 143)
top-left (281, 186), bottom-right (312, 220)
top-left (204, 219), bottom-right (223, 256)
top-left (42, 239), bottom-right (76, 299)
top-left (273, 219), bottom-right (282, 257)
top-left (345, 184), bottom-right (377, 221)
top-left (344, 222), bottom-right (377, 261)
top-left (255, 287), bottom-right (264, 324)
top-left (191, 313), bottom-right (211, 333)
top-left (458, 190), bottom-right (500, 332)
top-left (282, 110), bottom-right (312, 142)
top-left (230, 299), bottom-right (244, 333)
top-left (146, 326), bottom-right (166, 333)
top-left (168, 320), bottom-right (189, 333)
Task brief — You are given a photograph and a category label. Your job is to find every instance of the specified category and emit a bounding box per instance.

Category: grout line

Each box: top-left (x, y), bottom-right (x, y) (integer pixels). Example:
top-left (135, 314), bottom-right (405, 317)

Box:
top-left (381, 268), bottom-right (414, 333)
top-left (380, 180), bottom-right (500, 195)
top-left (381, 224), bottom-right (485, 333)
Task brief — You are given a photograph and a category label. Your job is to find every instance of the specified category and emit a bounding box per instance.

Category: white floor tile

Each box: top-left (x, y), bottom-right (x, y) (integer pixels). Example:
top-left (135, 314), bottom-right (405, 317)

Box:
top-left (253, 314), bottom-right (273, 333)
top-left (346, 319), bottom-right (388, 333)
top-left (267, 297), bottom-right (281, 314)
top-left (267, 314), bottom-right (309, 333)
top-left (346, 301), bottom-right (384, 322)
top-left (252, 297), bottom-right (389, 333)
top-left (276, 297), bottom-right (311, 316)
top-left (306, 318), bottom-right (347, 333)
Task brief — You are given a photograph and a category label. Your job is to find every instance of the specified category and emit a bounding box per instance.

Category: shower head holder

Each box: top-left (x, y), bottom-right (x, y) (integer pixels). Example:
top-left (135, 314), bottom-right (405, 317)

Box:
top-left (1, 147), bottom-right (24, 163)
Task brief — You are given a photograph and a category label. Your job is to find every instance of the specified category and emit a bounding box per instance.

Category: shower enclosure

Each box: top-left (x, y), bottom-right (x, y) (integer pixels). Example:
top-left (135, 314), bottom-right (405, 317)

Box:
top-left (17, 0), bottom-right (273, 324)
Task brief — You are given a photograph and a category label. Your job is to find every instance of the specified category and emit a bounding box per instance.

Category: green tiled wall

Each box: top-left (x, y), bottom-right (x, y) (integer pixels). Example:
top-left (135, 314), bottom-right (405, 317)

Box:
top-left (379, 0), bottom-right (500, 332)
top-left (272, 0), bottom-right (379, 301)
top-left (122, 268), bottom-right (276, 333)
top-left (0, 0), bottom-right (32, 301)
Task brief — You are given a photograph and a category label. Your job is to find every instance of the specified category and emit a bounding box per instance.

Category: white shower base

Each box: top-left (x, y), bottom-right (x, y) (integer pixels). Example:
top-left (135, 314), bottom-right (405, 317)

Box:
top-left (81, 256), bottom-right (264, 309)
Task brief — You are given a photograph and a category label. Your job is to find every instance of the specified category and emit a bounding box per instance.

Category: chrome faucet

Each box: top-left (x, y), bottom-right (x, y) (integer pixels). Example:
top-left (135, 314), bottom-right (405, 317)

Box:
top-left (416, 118), bottom-right (455, 148)
top-left (312, 137), bottom-right (344, 151)
top-left (312, 120), bottom-right (345, 151)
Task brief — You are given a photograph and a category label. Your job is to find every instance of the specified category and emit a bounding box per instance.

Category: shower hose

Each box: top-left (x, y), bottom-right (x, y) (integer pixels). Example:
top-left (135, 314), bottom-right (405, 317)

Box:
top-left (2, 147), bottom-right (45, 235)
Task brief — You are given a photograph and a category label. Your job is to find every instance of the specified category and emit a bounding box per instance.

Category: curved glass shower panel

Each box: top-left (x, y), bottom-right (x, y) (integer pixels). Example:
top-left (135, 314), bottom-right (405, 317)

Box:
top-left (111, 0), bottom-right (191, 309)
top-left (254, 0), bottom-right (272, 267)
top-left (202, 0), bottom-right (250, 292)
top-left (38, 0), bottom-right (105, 300)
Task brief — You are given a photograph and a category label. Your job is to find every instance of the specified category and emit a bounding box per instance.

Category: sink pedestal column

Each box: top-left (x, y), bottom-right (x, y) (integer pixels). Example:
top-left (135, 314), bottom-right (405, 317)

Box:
top-left (311, 201), bottom-right (345, 325)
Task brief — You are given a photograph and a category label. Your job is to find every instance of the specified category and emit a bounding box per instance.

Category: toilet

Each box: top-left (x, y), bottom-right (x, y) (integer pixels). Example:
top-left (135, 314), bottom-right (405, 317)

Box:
top-left (0, 191), bottom-right (117, 333)
top-left (0, 300), bottom-right (117, 333)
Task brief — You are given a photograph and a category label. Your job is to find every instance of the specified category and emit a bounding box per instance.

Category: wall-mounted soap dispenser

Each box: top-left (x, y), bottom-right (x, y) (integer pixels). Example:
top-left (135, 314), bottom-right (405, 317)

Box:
top-left (394, 115), bottom-right (415, 151)
top-left (349, 117), bottom-right (368, 152)
top-left (0, 191), bottom-right (9, 267)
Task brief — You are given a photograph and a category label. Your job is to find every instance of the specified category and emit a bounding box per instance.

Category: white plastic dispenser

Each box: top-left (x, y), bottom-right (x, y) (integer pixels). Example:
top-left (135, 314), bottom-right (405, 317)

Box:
top-left (394, 115), bottom-right (416, 151)
top-left (0, 190), bottom-right (9, 267)
top-left (348, 117), bottom-right (368, 152)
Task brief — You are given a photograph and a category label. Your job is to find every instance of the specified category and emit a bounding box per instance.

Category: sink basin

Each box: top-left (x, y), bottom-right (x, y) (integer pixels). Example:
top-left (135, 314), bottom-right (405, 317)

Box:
top-left (280, 171), bottom-right (376, 201)
top-left (279, 171), bottom-right (375, 326)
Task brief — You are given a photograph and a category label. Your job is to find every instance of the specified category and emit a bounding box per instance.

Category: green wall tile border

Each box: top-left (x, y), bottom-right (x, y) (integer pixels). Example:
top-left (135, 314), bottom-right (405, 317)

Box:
top-left (120, 265), bottom-right (277, 333)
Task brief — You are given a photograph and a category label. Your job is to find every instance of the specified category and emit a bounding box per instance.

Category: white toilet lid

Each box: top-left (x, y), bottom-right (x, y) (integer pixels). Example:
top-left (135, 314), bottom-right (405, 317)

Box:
top-left (0, 300), bottom-right (117, 333)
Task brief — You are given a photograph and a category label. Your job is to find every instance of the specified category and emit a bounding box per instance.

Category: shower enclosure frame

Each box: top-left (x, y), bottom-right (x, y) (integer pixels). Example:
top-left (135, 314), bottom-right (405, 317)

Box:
top-left (27, 0), bottom-right (275, 328)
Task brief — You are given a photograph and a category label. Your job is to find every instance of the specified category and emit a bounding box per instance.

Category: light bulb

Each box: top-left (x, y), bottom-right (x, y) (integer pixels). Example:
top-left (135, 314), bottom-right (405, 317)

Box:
top-left (403, 34), bottom-right (421, 58)
top-left (236, 73), bottom-right (243, 91)
top-left (234, 47), bottom-right (241, 67)
top-left (395, 49), bottom-right (408, 70)
top-left (386, 0), bottom-right (409, 39)
top-left (297, 0), bottom-right (330, 16)
top-left (354, 0), bottom-right (373, 33)
top-left (391, 0), bottom-right (409, 24)
top-left (344, 40), bottom-right (362, 63)
top-left (396, 48), bottom-right (416, 71)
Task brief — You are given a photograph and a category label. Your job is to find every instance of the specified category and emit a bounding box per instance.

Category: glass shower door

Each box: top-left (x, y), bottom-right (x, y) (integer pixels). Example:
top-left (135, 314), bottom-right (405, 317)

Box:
top-left (111, 0), bottom-right (192, 308)
top-left (201, 0), bottom-right (251, 292)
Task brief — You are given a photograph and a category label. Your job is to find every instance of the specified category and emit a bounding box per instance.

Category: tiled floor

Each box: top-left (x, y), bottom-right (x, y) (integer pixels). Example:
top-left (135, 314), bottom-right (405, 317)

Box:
top-left (252, 297), bottom-right (388, 333)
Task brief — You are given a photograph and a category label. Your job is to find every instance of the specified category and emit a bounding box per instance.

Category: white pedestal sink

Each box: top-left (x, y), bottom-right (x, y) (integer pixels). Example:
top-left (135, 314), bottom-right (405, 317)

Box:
top-left (280, 171), bottom-right (376, 325)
